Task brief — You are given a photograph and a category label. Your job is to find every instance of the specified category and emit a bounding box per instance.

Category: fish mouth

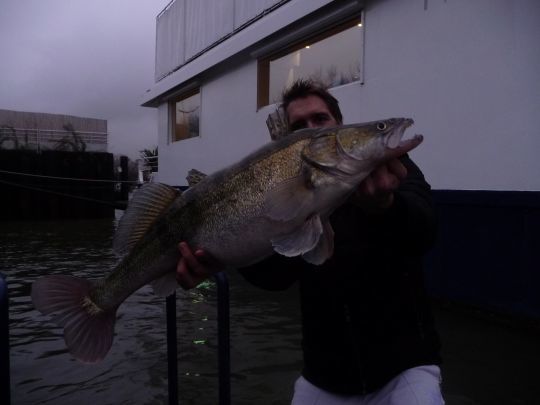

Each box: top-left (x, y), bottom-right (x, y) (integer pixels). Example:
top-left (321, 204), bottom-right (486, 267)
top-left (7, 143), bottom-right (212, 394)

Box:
top-left (384, 118), bottom-right (423, 156)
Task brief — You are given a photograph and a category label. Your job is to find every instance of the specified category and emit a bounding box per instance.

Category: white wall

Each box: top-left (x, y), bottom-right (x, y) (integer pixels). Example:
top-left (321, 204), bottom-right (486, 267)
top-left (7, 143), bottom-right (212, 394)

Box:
top-left (155, 0), bottom-right (540, 191)
top-left (333, 0), bottom-right (540, 191)
top-left (156, 60), bottom-right (274, 185)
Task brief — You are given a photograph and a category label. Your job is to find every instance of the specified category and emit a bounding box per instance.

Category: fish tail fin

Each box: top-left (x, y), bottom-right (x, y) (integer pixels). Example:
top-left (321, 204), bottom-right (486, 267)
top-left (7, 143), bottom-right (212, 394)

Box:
top-left (31, 275), bottom-right (116, 363)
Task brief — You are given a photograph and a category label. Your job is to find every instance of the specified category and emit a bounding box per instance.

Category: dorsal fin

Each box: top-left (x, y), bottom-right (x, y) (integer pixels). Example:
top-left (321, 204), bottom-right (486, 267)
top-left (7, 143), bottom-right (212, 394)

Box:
top-left (186, 168), bottom-right (207, 187)
top-left (113, 183), bottom-right (180, 256)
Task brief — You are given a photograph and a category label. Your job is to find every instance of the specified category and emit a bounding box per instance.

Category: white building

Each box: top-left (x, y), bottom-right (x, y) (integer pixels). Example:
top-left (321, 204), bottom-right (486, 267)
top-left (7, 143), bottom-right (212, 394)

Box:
top-left (142, 0), bottom-right (539, 192)
top-left (142, 0), bottom-right (540, 316)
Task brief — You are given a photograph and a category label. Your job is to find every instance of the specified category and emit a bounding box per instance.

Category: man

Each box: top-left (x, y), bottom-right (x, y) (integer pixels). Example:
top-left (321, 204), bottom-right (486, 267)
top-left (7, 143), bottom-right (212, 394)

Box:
top-left (176, 79), bottom-right (443, 404)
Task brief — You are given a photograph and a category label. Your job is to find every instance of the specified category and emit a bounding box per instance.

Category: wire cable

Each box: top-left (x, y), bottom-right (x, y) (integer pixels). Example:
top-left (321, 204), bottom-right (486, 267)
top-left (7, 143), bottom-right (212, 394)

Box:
top-left (0, 178), bottom-right (129, 209)
top-left (0, 169), bottom-right (139, 183)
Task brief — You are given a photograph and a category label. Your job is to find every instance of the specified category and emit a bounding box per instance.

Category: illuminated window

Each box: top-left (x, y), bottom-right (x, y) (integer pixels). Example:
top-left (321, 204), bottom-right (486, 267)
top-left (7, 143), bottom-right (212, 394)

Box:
top-left (170, 89), bottom-right (200, 142)
top-left (257, 18), bottom-right (363, 108)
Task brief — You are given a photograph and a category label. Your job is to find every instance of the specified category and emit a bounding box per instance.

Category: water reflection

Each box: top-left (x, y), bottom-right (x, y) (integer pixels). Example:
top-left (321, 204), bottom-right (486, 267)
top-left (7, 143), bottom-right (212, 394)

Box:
top-left (1, 218), bottom-right (302, 404)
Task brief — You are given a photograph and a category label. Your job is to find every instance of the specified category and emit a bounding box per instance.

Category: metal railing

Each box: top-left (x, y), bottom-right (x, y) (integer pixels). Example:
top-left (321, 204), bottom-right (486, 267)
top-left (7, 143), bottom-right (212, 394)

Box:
top-left (0, 273), bottom-right (11, 405)
top-left (0, 127), bottom-right (108, 151)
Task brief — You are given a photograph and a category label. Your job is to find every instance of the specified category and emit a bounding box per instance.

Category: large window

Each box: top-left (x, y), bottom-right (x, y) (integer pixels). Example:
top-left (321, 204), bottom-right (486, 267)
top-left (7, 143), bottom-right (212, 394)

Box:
top-left (257, 17), bottom-right (363, 108)
top-left (170, 89), bottom-right (201, 142)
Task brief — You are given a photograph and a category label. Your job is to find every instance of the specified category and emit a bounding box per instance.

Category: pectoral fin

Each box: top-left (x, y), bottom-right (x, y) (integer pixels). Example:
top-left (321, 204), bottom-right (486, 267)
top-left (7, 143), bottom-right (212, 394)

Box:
top-left (302, 218), bottom-right (335, 265)
top-left (271, 214), bottom-right (323, 257)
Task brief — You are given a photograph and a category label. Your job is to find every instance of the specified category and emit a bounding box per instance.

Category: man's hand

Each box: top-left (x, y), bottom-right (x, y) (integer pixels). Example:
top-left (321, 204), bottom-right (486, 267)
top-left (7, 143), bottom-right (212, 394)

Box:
top-left (353, 158), bottom-right (408, 213)
top-left (176, 242), bottom-right (224, 289)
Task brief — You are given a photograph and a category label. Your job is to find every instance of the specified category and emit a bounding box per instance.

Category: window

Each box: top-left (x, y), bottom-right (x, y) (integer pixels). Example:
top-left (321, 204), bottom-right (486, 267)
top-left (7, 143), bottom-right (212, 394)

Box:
top-left (170, 89), bottom-right (201, 142)
top-left (257, 17), bottom-right (363, 108)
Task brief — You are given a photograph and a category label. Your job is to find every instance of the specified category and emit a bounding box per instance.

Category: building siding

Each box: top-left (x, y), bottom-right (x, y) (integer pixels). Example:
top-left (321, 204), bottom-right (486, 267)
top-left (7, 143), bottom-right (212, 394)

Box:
top-left (150, 0), bottom-right (540, 192)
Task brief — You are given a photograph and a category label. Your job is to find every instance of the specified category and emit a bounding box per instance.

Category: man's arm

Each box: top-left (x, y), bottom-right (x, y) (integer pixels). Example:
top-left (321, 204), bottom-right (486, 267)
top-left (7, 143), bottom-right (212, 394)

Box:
top-left (351, 155), bottom-right (436, 254)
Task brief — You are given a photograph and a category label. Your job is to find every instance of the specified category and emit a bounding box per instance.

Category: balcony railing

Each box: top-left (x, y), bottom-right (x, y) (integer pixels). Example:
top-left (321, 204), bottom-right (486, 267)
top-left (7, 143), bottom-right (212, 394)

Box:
top-left (0, 127), bottom-right (108, 152)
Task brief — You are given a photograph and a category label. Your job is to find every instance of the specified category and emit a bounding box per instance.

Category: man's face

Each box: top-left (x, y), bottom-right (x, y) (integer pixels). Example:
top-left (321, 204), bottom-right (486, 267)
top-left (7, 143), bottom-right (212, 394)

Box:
top-left (286, 95), bottom-right (338, 131)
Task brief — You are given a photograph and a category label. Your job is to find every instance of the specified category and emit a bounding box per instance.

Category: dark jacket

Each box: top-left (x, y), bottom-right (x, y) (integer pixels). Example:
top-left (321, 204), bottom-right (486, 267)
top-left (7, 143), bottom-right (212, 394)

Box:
top-left (240, 155), bottom-right (441, 395)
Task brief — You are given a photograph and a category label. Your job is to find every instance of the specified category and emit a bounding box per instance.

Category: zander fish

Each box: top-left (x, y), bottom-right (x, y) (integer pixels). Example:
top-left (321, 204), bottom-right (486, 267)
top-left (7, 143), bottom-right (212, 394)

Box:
top-left (32, 118), bottom-right (422, 363)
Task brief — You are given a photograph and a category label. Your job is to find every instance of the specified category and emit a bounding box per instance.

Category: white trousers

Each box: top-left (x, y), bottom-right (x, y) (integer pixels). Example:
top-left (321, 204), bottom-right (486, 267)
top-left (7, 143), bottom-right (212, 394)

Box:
top-left (291, 365), bottom-right (445, 405)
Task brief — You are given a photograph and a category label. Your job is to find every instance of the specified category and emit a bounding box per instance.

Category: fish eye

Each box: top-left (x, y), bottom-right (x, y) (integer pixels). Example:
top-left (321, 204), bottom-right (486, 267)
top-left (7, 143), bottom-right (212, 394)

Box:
top-left (376, 122), bottom-right (387, 131)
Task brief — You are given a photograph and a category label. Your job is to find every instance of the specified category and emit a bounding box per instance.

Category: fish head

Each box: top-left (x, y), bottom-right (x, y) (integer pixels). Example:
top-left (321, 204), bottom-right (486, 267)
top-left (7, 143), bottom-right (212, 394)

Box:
top-left (336, 118), bottom-right (422, 164)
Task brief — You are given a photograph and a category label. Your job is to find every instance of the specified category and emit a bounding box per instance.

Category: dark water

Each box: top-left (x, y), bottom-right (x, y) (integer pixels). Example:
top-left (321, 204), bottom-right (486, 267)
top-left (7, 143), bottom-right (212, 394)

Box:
top-left (1, 218), bottom-right (302, 405)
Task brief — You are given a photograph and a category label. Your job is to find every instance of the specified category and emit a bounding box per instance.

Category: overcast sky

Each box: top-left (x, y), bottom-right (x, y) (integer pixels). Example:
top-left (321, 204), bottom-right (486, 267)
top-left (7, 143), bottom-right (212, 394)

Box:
top-left (0, 0), bottom-right (170, 159)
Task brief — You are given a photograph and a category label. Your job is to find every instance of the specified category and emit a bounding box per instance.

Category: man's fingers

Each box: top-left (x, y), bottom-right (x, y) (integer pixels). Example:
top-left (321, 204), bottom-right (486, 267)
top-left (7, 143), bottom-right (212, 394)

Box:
top-left (373, 165), bottom-right (399, 192)
top-left (354, 163), bottom-right (403, 212)
top-left (387, 159), bottom-right (408, 181)
top-left (178, 241), bottom-right (200, 270)
top-left (177, 257), bottom-right (210, 290)
top-left (360, 175), bottom-right (375, 196)
top-left (176, 258), bottom-right (197, 289)
top-left (177, 242), bottom-right (205, 289)
top-left (176, 242), bottom-right (225, 290)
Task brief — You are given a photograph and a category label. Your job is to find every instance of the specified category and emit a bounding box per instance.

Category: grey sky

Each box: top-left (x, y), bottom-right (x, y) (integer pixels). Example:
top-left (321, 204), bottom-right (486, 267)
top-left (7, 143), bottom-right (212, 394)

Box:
top-left (0, 0), bottom-right (170, 159)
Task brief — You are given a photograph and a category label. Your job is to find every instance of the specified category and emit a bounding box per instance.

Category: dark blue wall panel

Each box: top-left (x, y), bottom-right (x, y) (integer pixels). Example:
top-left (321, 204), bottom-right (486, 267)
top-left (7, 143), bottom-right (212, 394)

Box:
top-left (425, 190), bottom-right (540, 319)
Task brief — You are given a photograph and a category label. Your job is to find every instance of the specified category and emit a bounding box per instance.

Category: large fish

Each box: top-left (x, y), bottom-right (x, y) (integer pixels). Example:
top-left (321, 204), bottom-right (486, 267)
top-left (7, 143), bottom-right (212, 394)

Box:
top-left (32, 118), bottom-right (422, 363)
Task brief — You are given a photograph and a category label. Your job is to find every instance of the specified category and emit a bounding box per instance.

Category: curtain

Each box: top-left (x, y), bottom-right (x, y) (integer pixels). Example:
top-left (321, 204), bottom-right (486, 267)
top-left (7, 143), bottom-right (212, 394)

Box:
top-left (155, 0), bottom-right (286, 81)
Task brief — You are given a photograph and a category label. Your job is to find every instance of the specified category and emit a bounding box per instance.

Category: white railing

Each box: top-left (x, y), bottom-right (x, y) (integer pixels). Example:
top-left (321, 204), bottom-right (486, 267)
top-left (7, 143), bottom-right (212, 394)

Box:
top-left (0, 127), bottom-right (108, 151)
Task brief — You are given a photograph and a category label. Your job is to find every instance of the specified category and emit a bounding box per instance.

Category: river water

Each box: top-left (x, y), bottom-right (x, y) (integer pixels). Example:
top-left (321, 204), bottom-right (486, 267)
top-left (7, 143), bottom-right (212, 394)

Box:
top-left (1, 217), bottom-right (303, 405)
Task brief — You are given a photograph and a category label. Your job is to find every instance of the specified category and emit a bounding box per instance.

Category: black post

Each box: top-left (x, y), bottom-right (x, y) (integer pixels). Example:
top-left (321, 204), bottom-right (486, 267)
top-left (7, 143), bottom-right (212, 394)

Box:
top-left (166, 292), bottom-right (178, 405)
top-left (214, 272), bottom-right (231, 405)
top-left (0, 273), bottom-right (11, 405)
top-left (119, 156), bottom-right (129, 201)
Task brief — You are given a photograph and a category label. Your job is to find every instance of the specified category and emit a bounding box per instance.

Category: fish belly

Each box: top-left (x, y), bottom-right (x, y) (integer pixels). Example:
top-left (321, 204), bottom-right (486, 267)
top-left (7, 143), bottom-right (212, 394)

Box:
top-left (190, 217), bottom-right (291, 268)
